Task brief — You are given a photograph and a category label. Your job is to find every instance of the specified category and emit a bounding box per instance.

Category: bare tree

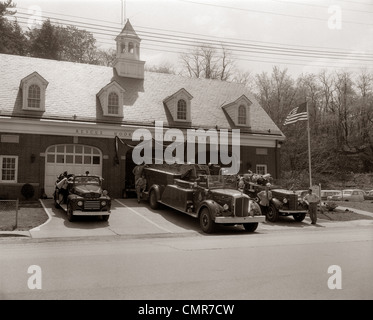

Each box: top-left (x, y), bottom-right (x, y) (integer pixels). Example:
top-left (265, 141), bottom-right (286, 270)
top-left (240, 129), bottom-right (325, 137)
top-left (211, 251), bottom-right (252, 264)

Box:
top-left (179, 44), bottom-right (235, 81)
top-left (255, 66), bottom-right (297, 125)
top-left (145, 61), bottom-right (176, 74)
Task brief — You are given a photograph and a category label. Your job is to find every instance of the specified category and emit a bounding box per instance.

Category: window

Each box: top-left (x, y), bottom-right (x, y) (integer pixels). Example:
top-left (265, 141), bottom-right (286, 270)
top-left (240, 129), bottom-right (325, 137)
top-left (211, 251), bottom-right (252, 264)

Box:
top-left (128, 42), bottom-right (134, 53)
top-left (108, 92), bottom-right (119, 115)
top-left (238, 105), bottom-right (246, 125)
top-left (177, 99), bottom-right (187, 120)
top-left (28, 84), bottom-right (41, 109)
top-left (0, 156), bottom-right (18, 183)
top-left (46, 145), bottom-right (101, 166)
top-left (256, 164), bottom-right (267, 175)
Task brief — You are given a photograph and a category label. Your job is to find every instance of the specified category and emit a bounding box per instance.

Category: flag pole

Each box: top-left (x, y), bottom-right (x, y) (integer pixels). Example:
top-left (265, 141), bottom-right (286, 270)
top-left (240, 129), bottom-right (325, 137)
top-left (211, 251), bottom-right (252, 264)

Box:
top-left (306, 101), bottom-right (312, 188)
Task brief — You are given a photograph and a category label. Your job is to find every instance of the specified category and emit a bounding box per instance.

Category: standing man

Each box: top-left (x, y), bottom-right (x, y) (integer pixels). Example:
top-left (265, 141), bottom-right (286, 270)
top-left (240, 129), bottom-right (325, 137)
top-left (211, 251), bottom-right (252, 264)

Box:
top-left (303, 188), bottom-right (320, 224)
top-left (132, 164), bottom-right (147, 185)
top-left (135, 174), bottom-right (147, 203)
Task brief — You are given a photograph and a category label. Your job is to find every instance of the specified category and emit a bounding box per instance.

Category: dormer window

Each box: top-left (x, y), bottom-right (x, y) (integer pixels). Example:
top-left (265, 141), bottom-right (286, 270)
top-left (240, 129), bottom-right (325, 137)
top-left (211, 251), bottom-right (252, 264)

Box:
top-left (20, 72), bottom-right (48, 111)
top-left (97, 81), bottom-right (125, 117)
top-left (221, 95), bottom-right (252, 128)
top-left (163, 88), bottom-right (193, 123)
top-left (108, 92), bottom-right (119, 115)
top-left (238, 105), bottom-right (246, 125)
top-left (177, 99), bottom-right (187, 120)
top-left (28, 84), bottom-right (41, 109)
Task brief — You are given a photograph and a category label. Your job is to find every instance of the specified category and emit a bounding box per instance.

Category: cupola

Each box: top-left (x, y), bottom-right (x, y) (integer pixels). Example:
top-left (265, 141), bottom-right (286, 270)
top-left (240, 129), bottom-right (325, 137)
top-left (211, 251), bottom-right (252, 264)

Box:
top-left (113, 19), bottom-right (145, 79)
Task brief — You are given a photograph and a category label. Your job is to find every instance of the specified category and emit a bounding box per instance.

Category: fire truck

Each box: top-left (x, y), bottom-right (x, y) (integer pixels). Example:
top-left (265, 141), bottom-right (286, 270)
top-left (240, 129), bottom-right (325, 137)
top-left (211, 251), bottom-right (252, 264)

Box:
top-left (140, 164), bottom-right (265, 233)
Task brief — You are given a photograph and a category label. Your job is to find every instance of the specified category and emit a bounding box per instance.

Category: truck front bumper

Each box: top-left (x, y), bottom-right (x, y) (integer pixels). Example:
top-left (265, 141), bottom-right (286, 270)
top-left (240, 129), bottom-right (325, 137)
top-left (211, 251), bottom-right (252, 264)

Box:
top-left (214, 215), bottom-right (266, 224)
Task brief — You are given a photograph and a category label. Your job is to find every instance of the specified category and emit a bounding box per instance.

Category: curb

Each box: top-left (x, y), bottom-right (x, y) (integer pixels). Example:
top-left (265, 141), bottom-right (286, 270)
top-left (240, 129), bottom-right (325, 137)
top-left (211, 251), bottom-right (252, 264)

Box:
top-left (0, 230), bottom-right (31, 237)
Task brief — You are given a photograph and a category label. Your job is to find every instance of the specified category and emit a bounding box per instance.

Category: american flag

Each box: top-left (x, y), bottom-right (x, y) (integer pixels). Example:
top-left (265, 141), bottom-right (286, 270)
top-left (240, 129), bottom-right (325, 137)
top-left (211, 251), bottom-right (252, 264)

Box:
top-left (283, 102), bottom-right (308, 126)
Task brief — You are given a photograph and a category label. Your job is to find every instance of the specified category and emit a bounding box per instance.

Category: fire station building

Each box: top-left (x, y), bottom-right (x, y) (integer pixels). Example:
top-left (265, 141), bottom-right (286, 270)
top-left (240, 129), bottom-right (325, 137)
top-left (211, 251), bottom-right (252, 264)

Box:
top-left (0, 20), bottom-right (285, 200)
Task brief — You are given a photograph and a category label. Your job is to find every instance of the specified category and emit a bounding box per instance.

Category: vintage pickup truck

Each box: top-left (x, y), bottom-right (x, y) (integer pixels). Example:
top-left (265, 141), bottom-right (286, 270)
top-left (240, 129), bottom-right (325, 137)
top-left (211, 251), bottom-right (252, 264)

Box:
top-left (54, 173), bottom-right (111, 222)
top-left (141, 164), bottom-right (265, 233)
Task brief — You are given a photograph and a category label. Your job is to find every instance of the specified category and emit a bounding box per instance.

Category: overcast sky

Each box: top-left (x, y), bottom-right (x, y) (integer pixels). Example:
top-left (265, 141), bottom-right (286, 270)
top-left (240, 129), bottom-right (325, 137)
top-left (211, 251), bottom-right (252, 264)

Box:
top-left (12, 0), bottom-right (373, 78)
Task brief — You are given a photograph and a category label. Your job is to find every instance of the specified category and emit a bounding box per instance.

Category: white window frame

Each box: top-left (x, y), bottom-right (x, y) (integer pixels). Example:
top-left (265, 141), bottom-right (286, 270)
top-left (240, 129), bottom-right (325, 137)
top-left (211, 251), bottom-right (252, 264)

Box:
top-left (238, 104), bottom-right (246, 125)
top-left (256, 164), bottom-right (267, 175)
top-left (108, 92), bottom-right (119, 115)
top-left (0, 155), bottom-right (18, 183)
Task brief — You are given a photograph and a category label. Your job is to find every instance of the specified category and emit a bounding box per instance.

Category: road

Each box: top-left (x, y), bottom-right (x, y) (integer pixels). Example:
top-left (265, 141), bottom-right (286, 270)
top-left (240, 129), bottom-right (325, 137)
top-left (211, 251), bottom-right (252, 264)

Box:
top-left (1, 225), bottom-right (372, 300)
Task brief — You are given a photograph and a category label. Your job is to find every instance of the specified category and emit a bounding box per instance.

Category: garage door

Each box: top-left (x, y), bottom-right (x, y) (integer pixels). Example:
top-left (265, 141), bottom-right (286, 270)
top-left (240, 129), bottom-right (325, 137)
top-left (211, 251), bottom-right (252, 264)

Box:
top-left (44, 144), bottom-right (102, 197)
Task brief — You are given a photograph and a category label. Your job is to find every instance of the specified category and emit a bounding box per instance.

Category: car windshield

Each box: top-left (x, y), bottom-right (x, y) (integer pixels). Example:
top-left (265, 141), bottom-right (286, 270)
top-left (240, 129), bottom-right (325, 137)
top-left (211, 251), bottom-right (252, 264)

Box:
top-left (207, 175), bottom-right (237, 189)
top-left (343, 191), bottom-right (352, 195)
top-left (74, 176), bottom-right (101, 185)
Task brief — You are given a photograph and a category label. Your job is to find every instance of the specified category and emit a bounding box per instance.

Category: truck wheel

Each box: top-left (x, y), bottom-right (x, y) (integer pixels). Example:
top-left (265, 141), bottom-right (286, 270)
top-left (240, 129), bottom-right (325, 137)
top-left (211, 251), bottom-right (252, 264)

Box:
top-left (149, 190), bottom-right (159, 210)
top-left (266, 203), bottom-right (279, 222)
top-left (102, 215), bottom-right (110, 222)
top-left (67, 202), bottom-right (75, 222)
top-left (243, 223), bottom-right (258, 232)
top-left (293, 212), bottom-right (306, 222)
top-left (199, 208), bottom-right (215, 233)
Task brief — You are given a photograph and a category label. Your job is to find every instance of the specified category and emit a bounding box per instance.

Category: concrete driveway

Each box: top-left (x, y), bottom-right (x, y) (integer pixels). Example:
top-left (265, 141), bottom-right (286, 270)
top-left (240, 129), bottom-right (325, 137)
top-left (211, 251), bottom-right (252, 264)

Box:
top-left (23, 198), bottom-right (373, 239)
top-left (29, 199), bottom-right (200, 239)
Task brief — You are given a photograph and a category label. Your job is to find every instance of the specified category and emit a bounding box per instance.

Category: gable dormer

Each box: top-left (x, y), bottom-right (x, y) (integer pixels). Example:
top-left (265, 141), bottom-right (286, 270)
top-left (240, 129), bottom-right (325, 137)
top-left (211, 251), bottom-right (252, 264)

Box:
top-left (222, 95), bottom-right (252, 128)
top-left (20, 72), bottom-right (48, 111)
top-left (97, 81), bottom-right (125, 117)
top-left (113, 19), bottom-right (145, 79)
top-left (163, 88), bottom-right (193, 123)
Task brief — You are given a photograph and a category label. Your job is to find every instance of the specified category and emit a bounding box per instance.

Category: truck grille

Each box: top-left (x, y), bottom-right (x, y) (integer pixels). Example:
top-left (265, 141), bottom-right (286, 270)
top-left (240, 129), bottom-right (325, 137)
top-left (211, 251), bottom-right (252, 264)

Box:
top-left (84, 200), bottom-right (101, 210)
top-left (288, 195), bottom-right (298, 210)
top-left (235, 197), bottom-right (249, 217)
top-left (84, 192), bottom-right (100, 198)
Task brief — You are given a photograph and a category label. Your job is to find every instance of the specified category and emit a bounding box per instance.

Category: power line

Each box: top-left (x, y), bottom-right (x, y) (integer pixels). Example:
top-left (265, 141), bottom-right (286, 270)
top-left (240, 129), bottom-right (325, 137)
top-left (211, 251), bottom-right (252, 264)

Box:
top-left (14, 11), bottom-right (373, 62)
top-left (15, 5), bottom-right (373, 54)
top-left (270, 0), bottom-right (373, 15)
top-left (176, 0), bottom-right (373, 26)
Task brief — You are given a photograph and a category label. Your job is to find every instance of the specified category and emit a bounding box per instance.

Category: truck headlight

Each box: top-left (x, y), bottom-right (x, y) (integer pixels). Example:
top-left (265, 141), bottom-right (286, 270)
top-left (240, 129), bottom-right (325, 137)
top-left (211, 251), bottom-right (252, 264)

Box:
top-left (283, 198), bottom-right (288, 204)
top-left (223, 203), bottom-right (229, 211)
top-left (101, 200), bottom-right (107, 206)
top-left (77, 201), bottom-right (83, 207)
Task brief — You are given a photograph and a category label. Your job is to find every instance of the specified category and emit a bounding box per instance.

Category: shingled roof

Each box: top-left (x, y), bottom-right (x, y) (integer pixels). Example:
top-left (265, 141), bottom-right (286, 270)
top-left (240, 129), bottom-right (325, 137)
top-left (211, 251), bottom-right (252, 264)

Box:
top-left (0, 53), bottom-right (284, 136)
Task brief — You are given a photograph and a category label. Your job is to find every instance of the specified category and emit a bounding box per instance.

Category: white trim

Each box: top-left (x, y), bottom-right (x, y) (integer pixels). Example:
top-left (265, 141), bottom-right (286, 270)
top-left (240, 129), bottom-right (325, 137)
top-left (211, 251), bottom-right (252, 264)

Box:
top-left (20, 72), bottom-right (48, 112)
top-left (0, 117), bottom-right (285, 147)
top-left (256, 164), bottom-right (267, 175)
top-left (0, 155), bottom-right (18, 183)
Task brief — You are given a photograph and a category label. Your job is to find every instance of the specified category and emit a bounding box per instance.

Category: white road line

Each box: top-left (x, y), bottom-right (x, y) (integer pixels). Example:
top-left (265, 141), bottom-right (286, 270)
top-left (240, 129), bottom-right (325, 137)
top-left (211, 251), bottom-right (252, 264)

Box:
top-left (115, 199), bottom-right (173, 233)
top-left (30, 199), bottom-right (52, 231)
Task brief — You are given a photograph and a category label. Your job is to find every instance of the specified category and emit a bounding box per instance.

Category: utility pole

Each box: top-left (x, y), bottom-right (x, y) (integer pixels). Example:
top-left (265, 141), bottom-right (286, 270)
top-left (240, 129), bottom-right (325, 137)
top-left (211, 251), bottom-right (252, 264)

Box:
top-left (121, 0), bottom-right (126, 26)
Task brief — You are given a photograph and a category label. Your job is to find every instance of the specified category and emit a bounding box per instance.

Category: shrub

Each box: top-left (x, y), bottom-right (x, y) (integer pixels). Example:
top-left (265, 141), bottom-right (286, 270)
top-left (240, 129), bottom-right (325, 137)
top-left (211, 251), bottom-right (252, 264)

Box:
top-left (21, 183), bottom-right (35, 200)
top-left (324, 201), bottom-right (338, 211)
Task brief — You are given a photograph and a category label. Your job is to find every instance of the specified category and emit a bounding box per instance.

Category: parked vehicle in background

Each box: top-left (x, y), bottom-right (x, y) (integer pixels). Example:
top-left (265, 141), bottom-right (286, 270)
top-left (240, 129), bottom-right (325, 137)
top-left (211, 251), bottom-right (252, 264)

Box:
top-left (321, 190), bottom-right (342, 201)
top-left (328, 189), bottom-right (365, 202)
top-left (364, 190), bottom-right (373, 200)
top-left (141, 163), bottom-right (265, 233)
